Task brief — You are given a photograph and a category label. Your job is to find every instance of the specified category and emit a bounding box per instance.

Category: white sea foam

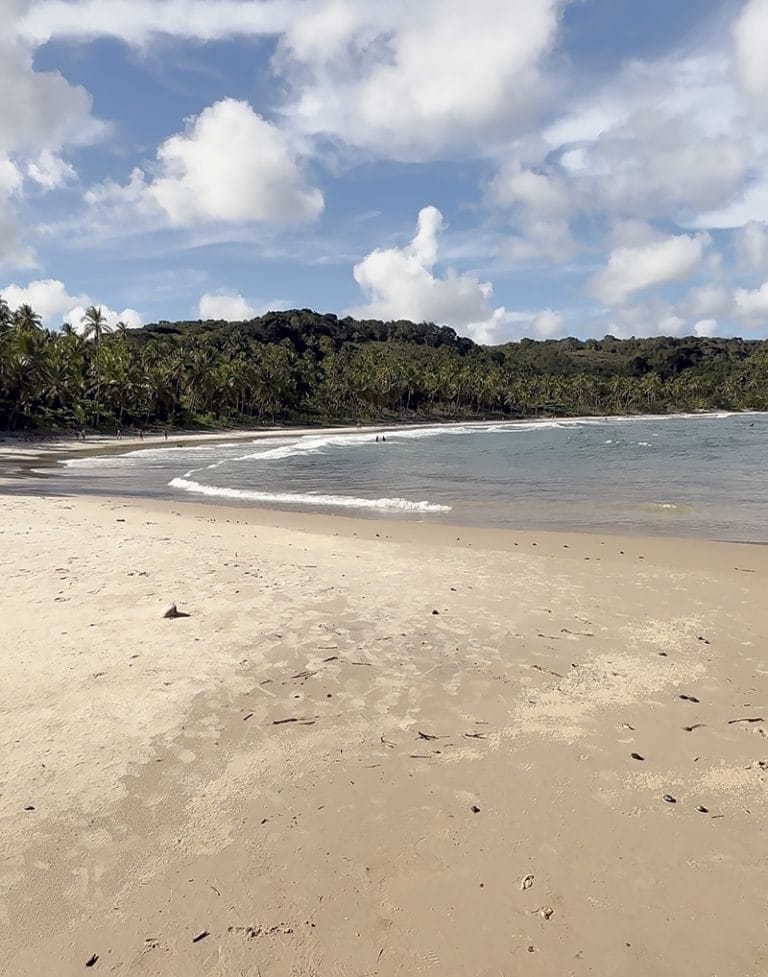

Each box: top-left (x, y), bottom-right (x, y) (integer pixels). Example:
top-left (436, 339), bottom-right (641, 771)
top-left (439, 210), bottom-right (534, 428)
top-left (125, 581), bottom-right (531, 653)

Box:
top-left (61, 442), bottom-right (243, 469)
top-left (237, 431), bottom-right (395, 462)
top-left (236, 419), bottom-right (601, 464)
top-left (61, 411), bottom-right (754, 471)
top-left (168, 476), bottom-right (452, 513)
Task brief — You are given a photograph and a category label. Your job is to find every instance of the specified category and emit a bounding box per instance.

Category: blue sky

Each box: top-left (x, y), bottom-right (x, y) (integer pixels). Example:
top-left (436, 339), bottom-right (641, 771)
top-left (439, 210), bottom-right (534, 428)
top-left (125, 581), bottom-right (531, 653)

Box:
top-left (2, 0), bottom-right (768, 342)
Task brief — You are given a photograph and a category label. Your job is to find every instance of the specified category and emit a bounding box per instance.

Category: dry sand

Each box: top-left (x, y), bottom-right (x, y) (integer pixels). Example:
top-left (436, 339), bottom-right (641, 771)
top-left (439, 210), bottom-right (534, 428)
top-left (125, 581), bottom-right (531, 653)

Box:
top-left (1, 489), bottom-right (767, 976)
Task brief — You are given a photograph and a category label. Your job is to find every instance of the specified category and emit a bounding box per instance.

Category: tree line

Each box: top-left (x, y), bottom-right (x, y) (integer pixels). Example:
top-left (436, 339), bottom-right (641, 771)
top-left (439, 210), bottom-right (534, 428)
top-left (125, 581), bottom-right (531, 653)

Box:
top-left (1, 300), bottom-right (767, 432)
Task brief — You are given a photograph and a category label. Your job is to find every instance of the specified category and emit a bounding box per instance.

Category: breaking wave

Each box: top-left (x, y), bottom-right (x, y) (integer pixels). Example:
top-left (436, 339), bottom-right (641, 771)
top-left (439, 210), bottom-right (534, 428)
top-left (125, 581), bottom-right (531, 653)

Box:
top-left (168, 476), bottom-right (452, 513)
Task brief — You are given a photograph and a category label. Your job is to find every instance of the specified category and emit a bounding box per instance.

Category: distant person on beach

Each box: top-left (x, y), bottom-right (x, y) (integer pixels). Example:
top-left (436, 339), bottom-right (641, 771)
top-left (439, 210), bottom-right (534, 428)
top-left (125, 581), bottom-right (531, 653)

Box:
top-left (164, 429), bottom-right (168, 441)
top-left (117, 428), bottom-right (122, 440)
top-left (138, 429), bottom-right (144, 441)
top-left (382, 435), bottom-right (386, 442)
top-left (375, 435), bottom-right (380, 443)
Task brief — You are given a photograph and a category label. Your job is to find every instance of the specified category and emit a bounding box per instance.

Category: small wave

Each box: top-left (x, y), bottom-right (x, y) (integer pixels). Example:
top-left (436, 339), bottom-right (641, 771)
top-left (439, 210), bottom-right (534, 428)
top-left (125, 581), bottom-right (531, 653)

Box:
top-left (236, 432), bottom-right (375, 462)
top-left (169, 476), bottom-right (452, 513)
top-left (237, 420), bottom-right (599, 463)
top-left (61, 443), bottom-right (229, 468)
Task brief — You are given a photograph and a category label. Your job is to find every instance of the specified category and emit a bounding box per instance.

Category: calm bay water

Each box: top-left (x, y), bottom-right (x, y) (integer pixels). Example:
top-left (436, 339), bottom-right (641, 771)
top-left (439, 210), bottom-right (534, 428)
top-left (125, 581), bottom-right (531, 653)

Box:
top-left (54, 413), bottom-right (768, 540)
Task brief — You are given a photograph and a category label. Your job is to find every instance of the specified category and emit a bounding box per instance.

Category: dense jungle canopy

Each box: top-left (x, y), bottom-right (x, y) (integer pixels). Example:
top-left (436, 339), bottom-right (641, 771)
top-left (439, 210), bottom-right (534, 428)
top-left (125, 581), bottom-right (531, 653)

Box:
top-left (2, 300), bottom-right (767, 431)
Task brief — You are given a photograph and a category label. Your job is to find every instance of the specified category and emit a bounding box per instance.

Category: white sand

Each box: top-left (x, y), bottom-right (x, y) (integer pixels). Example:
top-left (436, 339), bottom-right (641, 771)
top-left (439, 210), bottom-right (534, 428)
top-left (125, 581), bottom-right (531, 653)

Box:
top-left (0, 491), bottom-right (767, 976)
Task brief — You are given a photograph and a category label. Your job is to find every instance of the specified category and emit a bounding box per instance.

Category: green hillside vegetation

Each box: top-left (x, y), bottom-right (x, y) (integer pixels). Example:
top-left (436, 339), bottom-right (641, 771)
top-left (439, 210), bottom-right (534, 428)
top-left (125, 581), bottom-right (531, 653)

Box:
top-left (2, 300), bottom-right (767, 432)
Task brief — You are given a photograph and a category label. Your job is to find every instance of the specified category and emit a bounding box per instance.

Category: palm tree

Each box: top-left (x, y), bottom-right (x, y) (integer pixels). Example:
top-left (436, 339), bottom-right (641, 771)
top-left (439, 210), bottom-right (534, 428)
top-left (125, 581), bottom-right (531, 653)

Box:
top-left (81, 305), bottom-right (113, 427)
top-left (13, 304), bottom-right (43, 333)
top-left (0, 298), bottom-right (13, 333)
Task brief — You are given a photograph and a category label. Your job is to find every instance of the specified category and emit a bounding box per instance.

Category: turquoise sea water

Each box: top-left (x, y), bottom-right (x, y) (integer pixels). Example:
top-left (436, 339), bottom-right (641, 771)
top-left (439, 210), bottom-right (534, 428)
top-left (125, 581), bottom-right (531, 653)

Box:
top-left (55, 413), bottom-right (768, 540)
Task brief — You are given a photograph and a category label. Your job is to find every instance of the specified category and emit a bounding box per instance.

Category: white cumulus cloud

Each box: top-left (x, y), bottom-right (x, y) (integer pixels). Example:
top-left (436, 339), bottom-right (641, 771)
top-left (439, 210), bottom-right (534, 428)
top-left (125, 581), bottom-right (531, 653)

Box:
top-left (18, 1), bottom-right (567, 159)
top-left (734, 220), bottom-right (768, 268)
top-left (693, 319), bottom-right (718, 337)
top-left (531, 309), bottom-right (565, 338)
top-left (732, 0), bottom-right (768, 101)
top-left (88, 99), bottom-right (323, 227)
top-left (27, 149), bottom-right (76, 191)
top-left (0, 1), bottom-right (104, 266)
top-left (349, 205), bottom-right (508, 343)
top-left (605, 303), bottom-right (691, 339)
top-left (733, 281), bottom-right (768, 320)
top-left (588, 234), bottom-right (708, 307)
top-left (279, 0), bottom-right (566, 158)
top-left (1, 278), bottom-right (142, 330)
top-left (491, 31), bottom-right (764, 261)
top-left (198, 291), bottom-right (257, 321)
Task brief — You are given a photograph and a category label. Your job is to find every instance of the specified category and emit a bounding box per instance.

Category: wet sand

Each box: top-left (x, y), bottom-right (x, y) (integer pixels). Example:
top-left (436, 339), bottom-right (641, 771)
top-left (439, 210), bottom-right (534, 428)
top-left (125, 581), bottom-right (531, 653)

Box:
top-left (1, 490), bottom-right (767, 976)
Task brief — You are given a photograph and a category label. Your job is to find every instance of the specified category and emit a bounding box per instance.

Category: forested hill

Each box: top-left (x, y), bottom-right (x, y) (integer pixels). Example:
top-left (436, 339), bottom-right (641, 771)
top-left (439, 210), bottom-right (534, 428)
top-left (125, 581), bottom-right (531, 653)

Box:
top-left (2, 302), bottom-right (767, 432)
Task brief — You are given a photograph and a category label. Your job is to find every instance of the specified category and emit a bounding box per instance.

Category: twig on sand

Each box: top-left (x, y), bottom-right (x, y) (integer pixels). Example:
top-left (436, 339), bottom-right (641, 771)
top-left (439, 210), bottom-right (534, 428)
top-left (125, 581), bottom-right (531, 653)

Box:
top-left (380, 735), bottom-right (396, 748)
top-left (531, 664), bottom-right (564, 679)
top-left (728, 717), bottom-right (764, 725)
top-left (272, 718), bottom-right (316, 726)
top-left (684, 724), bottom-right (707, 732)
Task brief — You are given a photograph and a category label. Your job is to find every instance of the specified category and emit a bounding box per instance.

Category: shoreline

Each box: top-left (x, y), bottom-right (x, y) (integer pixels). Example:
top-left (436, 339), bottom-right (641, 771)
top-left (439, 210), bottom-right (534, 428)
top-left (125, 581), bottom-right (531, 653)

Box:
top-left (0, 423), bottom-right (395, 480)
top-left (1, 491), bottom-right (766, 975)
top-left (3, 413), bottom-right (765, 546)
top-left (0, 407), bottom-right (757, 479)
top-left (66, 493), bottom-right (768, 571)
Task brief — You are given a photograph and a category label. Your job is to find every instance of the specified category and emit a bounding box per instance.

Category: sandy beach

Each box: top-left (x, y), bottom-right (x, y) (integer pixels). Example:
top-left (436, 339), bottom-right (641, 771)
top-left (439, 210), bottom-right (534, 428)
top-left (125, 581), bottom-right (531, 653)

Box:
top-left (1, 480), bottom-right (767, 975)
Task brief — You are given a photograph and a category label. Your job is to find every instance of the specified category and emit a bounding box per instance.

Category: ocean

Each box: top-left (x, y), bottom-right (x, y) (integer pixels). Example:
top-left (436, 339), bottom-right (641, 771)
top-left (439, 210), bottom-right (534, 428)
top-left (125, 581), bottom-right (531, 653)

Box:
top-left (54, 413), bottom-right (768, 540)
